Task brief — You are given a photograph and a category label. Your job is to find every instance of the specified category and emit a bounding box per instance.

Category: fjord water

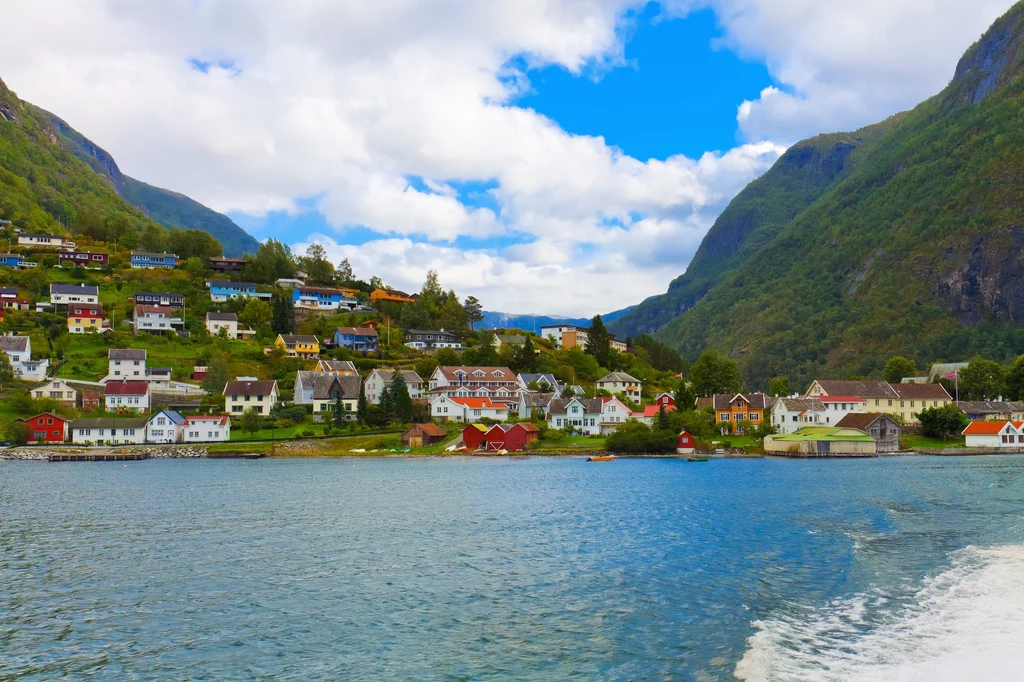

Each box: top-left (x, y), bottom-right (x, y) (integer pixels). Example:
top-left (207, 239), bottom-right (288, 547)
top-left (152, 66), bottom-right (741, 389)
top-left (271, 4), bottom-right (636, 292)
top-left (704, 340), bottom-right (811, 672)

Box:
top-left (2, 457), bottom-right (1024, 681)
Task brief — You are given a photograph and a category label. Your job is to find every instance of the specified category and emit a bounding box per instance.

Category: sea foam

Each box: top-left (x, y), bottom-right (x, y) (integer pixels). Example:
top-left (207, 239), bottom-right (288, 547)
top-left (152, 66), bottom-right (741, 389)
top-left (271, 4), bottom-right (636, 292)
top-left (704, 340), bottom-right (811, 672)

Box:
top-left (734, 544), bottom-right (1024, 682)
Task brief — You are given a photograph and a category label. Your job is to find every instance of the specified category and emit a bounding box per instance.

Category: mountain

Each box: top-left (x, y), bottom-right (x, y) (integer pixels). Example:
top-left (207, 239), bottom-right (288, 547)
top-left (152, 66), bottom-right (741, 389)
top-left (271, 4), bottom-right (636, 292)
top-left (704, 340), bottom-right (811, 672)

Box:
top-left (0, 76), bottom-right (260, 256)
top-left (611, 2), bottom-right (1024, 389)
top-left (480, 306), bottom-right (633, 332)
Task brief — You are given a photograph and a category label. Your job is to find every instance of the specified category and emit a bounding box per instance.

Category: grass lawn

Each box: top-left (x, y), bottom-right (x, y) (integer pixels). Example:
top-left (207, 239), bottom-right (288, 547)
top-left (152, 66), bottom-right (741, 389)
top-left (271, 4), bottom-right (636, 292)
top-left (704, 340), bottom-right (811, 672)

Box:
top-left (713, 435), bottom-right (759, 448)
top-left (902, 434), bottom-right (966, 450)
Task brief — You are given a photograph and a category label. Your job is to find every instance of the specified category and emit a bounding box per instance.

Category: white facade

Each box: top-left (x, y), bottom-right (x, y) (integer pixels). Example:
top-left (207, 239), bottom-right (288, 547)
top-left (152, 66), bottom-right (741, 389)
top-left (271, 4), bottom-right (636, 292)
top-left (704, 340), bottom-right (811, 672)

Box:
top-left (771, 398), bottom-right (827, 435)
top-left (539, 325), bottom-right (588, 349)
top-left (818, 397), bottom-right (868, 426)
top-left (963, 421), bottom-right (1024, 448)
top-left (184, 416), bottom-right (231, 442)
top-left (50, 285), bottom-right (98, 305)
top-left (16, 359), bottom-right (49, 382)
top-left (109, 354), bottom-right (146, 379)
top-left (134, 307), bottom-right (182, 334)
top-left (364, 369), bottom-right (424, 404)
top-left (105, 390), bottom-right (150, 413)
top-left (70, 423), bottom-right (146, 445)
top-left (31, 379), bottom-right (78, 405)
top-left (20, 234), bottom-right (73, 249)
top-left (225, 381), bottom-right (279, 415)
top-left (430, 396), bottom-right (509, 423)
top-left (146, 410), bottom-right (185, 443)
top-left (596, 373), bottom-right (642, 403)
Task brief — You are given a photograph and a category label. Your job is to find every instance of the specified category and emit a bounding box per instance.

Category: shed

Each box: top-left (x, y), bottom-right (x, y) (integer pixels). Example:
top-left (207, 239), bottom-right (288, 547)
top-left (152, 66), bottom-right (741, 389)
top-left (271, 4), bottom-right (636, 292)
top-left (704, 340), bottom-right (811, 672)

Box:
top-left (403, 423), bottom-right (448, 448)
top-left (677, 430), bottom-right (695, 455)
top-left (462, 424), bottom-right (489, 450)
top-left (836, 413), bottom-right (902, 453)
top-left (764, 427), bottom-right (876, 457)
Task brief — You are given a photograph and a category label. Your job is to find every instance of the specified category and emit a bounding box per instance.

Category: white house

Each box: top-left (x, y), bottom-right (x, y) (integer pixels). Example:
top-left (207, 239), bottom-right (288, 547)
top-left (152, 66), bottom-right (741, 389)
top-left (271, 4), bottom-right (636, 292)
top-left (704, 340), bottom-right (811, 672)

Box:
top-left (0, 334), bottom-right (49, 381)
top-left (184, 415), bottom-right (231, 442)
top-left (596, 372), bottom-right (642, 403)
top-left (962, 421), bottom-right (1024, 448)
top-left (69, 417), bottom-right (148, 445)
top-left (146, 410), bottom-right (186, 443)
top-left (49, 283), bottom-right (98, 305)
top-left (19, 233), bottom-right (74, 250)
top-left (428, 366), bottom-right (520, 394)
top-left (224, 379), bottom-right (279, 415)
top-left (364, 369), bottom-right (424, 404)
top-left (31, 379), bottom-right (78, 406)
top-left (818, 396), bottom-right (869, 426)
top-left (430, 396), bottom-right (509, 423)
top-left (205, 312), bottom-right (253, 339)
top-left (104, 380), bottom-right (151, 413)
top-left (108, 349), bottom-right (147, 379)
top-left (133, 305), bottom-right (182, 334)
top-left (545, 397), bottom-right (633, 436)
top-left (771, 397), bottom-right (827, 434)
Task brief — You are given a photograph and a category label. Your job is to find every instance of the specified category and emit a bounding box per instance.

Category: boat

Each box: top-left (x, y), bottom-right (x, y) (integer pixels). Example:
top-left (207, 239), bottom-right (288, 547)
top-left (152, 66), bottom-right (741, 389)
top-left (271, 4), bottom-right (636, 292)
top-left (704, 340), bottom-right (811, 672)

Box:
top-left (687, 456), bottom-right (709, 462)
top-left (587, 455), bottom-right (616, 462)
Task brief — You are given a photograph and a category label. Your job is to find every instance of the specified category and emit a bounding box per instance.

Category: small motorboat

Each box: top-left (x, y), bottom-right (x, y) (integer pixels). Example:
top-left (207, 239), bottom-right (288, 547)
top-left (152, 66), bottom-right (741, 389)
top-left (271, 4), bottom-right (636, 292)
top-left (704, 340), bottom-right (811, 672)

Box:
top-left (687, 456), bottom-right (709, 462)
top-left (587, 455), bottom-right (616, 462)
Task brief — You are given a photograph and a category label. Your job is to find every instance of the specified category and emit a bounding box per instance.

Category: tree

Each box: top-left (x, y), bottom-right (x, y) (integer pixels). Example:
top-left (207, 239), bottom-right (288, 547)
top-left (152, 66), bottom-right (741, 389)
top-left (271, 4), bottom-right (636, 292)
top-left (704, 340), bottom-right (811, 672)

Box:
top-left (676, 381), bottom-right (697, 410)
top-left (632, 334), bottom-right (684, 372)
top-left (690, 350), bottom-right (742, 397)
top-left (299, 243), bottom-right (335, 285)
top-left (201, 352), bottom-right (231, 395)
top-left (333, 390), bottom-right (346, 428)
top-left (437, 292), bottom-right (468, 333)
top-left (6, 420), bottom-right (29, 446)
top-left (1005, 355), bottom-right (1024, 401)
top-left (379, 385), bottom-right (394, 425)
top-left (240, 408), bottom-right (262, 439)
top-left (337, 258), bottom-right (354, 283)
top-left (435, 347), bottom-right (459, 367)
top-left (585, 315), bottom-right (612, 370)
top-left (0, 351), bottom-right (14, 390)
top-left (958, 357), bottom-right (1005, 401)
top-left (514, 336), bottom-right (537, 373)
top-left (271, 293), bottom-right (295, 334)
top-left (244, 239), bottom-right (296, 284)
top-left (883, 356), bottom-right (917, 384)
top-left (357, 379), bottom-right (368, 425)
top-left (390, 371), bottom-right (414, 424)
top-left (420, 270), bottom-right (444, 312)
top-left (767, 376), bottom-right (790, 397)
top-left (656, 404), bottom-right (671, 432)
top-left (140, 223), bottom-right (167, 252)
top-left (238, 299), bottom-right (273, 330)
top-left (464, 296), bottom-right (483, 330)
top-left (919, 404), bottom-right (969, 440)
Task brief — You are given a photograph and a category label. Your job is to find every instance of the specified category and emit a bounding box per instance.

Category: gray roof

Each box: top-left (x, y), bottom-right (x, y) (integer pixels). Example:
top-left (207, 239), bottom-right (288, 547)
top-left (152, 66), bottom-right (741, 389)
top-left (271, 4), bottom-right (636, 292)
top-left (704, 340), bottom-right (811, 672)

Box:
top-left (319, 360), bottom-right (357, 372)
top-left (597, 372), bottom-right (640, 384)
top-left (956, 401), bottom-right (1012, 415)
top-left (0, 335), bottom-right (30, 352)
top-left (776, 397), bottom-right (826, 412)
top-left (312, 374), bottom-right (362, 401)
top-left (50, 283), bottom-right (98, 296)
top-left (131, 251), bottom-right (177, 258)
top-left (70, 417), bottom-right (149, 429)
top-left (109, 349), bottom-right (147, 360)
top-left (547, 398), bottom-right (605, 415)
top-left (520, 373), bottom-right (560, 388)
top-left (495, 334), bottom-right (526, 344)
top-left (521, 392), bottom-right (556, 408)
top-left (206, 312), bottom-right (238, 322)
top-left (374, 369), bottom-right (423, 385)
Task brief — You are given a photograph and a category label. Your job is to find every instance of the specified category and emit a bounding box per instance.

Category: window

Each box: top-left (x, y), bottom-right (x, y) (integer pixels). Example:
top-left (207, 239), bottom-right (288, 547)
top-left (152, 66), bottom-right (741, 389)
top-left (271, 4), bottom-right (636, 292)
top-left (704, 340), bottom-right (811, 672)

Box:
top-left (720, 413), bottom-right (731, 421)
top-left (888, 400), bottom-right (893, 407)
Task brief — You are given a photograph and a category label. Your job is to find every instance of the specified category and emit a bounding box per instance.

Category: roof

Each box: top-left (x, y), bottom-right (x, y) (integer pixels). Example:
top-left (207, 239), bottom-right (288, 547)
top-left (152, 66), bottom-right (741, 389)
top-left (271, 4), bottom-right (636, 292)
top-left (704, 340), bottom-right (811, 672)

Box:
top-left (818, 395), bottom-right (868, 403)
top-left (70, 417), bottom-right (149, 429)
top-left (436, 366), bottom-right (516, 382)
top-left (109, 348), bottom-right (147, 360)
top-left (712, 393), bottom-right (768, 410)
top-left (278, 334), bottom-right (318, 344)
top-left (892, 383), bottom-right (952, 400)
top-left (206, 312), bottom-right (238, 322)
top-left (104, 381), bottom-right (149, 396)
top-left (68, 303), bottom-right (103, 314)
top-left (319, 360), bottom-right (357, 372)
top-left (131, 251), bottom-right (177, 258)
top-left (447, 397), bottom-right (504, 409)
top-left (956, 401), bottom-right (1012, 415)
top-left (406, 423), bottom-right (447, 437)
top-left (516, 423), bottom-right (540, 432)
top-left (521, 392), bottom-right (556, 408)
top-left (771, 427), bottom-right (875, 442)
top-left (20, 233), bottom-right (66, 240)
top-left (597, 372), bottom-right (640, 384)
top-left (373, 369), bottom-right (423, 384)
top-left (775, 397), bottom-right (826, 412)
top-left (810, 380), bottom-right (898, 399)
top-left (547, 398), bottom-right (605, 415)
top-left (151, 410), bottom-right (185, 425)
top-left (135, 305), bottom-right (177, 316)
top-left (465, 424), bottom-right (490, 433)
top-left (208, 280), bottom-right (258, 288)
top-left (50, 283), bottom-right (98, 295)
top-left (223, 380), bottom-right (278, 396)
top-left (0, 335), bottom-right (30, 352)
top-left (336, 326), bottom-right (378, 337)
top-left (185, 415), bottom-right (230, 426)
top-left (962, 421), bottom-right (1023, 435)
top-left (0, 253), bottom-right (23, 260)
top-left (639, 404), bottom-right (678, 418)
top-left (519, 373), bottom-right (560, 387)
top-left (296, 286), bottom-right (347, 295)
top-left (374, 288), bottom-right (413, 297)
top-left (406, 329), bottom-right (459, 337)
top-left (835, 413), bottom-right (899, 430)
top-left (210, 257), bottom-right (247, 263)
top-left (495, 334), bottom-right (526, 344)
top-left (312, 374), bottom-right (361, 401)
top-left (0, 287), bottom-right (18, 295)
top-left (15, 412), bottom-right (67, 423)
top-left (133, 291), bottom-right (184, 299)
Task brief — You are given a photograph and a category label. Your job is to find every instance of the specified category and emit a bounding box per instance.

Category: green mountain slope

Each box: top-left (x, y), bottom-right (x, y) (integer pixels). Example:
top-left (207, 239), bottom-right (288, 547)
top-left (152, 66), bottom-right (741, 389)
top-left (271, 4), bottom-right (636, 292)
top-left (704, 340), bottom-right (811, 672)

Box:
top-left (612, 1), bottom-right (1024, 389)
top-left (3, 78), bottom-right (260, 257)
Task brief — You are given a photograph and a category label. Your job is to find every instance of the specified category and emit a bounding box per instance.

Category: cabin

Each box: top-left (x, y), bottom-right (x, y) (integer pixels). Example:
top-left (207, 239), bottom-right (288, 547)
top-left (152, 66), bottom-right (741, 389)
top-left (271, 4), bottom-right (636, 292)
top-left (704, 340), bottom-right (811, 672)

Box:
top-left (462, 424), bottom-right (489, 450)
top-left (477, 423), bottom-right (539, 452)
top-left (402, 423), bottom-right (448, 448)
top-left (677, 430), bottom-right (695, 455)
top-left (835, 413), bottom-right (902, 453)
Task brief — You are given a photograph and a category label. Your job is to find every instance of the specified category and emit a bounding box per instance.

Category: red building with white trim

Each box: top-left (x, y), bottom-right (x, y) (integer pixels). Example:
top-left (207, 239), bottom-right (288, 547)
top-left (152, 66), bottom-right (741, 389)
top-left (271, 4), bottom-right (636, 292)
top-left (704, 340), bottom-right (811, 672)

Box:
top-left (17, 412), bottom-right (69, 443)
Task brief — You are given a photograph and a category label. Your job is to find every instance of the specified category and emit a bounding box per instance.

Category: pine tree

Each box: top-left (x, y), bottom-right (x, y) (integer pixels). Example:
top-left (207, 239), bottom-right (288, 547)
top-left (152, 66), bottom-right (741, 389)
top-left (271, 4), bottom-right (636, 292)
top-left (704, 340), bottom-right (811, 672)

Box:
top-left (357, 379), bottom-right (368, 425)
top-left (515, 335), bottom-right (537, 373)
top-left (585, 315), bottom-right (612, 369)
top-left (656, 404), bottom-right (671, 432)
top-left (379, 385), bottom-right (394, 425)
top-left (332, 388), bottom-right (346, 427)
top-left (464, 296), bottom-right (484, 330)
top-left (390, 371), bottom-right (413, 424)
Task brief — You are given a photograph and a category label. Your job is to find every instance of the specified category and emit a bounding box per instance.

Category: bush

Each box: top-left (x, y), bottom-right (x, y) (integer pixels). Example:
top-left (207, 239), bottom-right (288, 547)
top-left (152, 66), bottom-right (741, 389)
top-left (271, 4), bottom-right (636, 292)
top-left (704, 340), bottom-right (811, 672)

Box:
top-left (272, 405), bottom-right (307, 422)
top-left (301, 429), bottom-right (315, 437)
top-left (606, 421), bottom-right (676, 454)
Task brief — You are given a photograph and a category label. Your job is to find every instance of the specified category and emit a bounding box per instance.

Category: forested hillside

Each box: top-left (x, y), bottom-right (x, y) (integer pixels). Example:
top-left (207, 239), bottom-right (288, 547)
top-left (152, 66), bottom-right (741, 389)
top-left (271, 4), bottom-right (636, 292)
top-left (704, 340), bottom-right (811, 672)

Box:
top-left (612, 1), bottom-right (1024, 390)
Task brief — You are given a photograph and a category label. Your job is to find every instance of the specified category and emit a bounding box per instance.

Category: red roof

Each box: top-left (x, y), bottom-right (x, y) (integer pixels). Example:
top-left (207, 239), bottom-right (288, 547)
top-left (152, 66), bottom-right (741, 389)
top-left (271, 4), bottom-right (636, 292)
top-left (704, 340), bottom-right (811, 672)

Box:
top-left (448, 397), bottom-right (502, 409)
top-left (104, 381), bottom-right (149, 396)
top-left (963, 421), bottom-right (1021, 435)
top-left (185, 415), bottom-right (229, 426)
top-left (639, 404), bottom-right (677, 418)
top-left (516, 423), bottom-right (540, 432)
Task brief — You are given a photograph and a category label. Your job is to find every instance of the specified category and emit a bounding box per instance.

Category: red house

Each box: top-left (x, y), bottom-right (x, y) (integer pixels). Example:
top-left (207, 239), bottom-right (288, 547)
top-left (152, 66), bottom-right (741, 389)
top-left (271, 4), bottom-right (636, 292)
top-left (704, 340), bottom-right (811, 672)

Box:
top-left (677, 430), bottom-right (695, 454)
top-left (656, 393), bottom-right (676, 407)
top-left (17, 413), bottom-right (69, 443)
top-left (192, 366), bottom-right (208, 381)
top-left (463, 424), bottom-right (488, 450)
top-left (59, 251), bottom-right (109, 266)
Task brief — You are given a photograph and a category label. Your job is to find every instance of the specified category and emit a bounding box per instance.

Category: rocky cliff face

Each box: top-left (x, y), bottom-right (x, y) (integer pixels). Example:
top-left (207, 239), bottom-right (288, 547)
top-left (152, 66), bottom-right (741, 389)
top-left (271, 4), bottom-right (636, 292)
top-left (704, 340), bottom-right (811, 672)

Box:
top-left (945, 2), bottom-right (1024, 108)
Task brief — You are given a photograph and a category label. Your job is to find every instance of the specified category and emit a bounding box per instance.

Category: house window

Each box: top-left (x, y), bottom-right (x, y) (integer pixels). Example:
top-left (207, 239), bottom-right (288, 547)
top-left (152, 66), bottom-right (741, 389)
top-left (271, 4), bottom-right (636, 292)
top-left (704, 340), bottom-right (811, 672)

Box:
top-left (720, 413), bottom-right (730, 421)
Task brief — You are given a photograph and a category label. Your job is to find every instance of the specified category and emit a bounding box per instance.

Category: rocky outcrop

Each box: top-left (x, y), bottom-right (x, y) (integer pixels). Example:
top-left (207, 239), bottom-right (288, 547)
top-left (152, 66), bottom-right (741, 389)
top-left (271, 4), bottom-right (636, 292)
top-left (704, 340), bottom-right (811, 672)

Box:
top-left (945, 2), bottom-right (1024, 109)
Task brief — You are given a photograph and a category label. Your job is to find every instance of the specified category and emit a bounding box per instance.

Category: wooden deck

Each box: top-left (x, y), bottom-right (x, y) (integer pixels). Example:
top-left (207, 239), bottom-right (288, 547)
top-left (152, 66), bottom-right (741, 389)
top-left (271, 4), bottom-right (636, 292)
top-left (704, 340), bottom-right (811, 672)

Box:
top-left (48, 452), bottom-right (149, 462)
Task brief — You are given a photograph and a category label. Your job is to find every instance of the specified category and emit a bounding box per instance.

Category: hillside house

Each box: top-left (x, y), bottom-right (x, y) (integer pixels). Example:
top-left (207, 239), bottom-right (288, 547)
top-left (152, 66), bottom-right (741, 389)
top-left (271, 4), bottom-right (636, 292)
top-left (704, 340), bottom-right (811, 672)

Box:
top-left (369, 288), bottom-right (417, 304)
top-left (404, 329), bottom-right (463, 351)
top-left (836, 413), bottom-right (902, 453)
top-left (209, 257), bottom-right (247, 274)
top-left (0, 334), bottom-right (48, 381)
top-left (130, 251), bottom-right (177, 269)
top-left (205, 312), bottom-right (253, 339)
top-left (518, 373), bottom-right (561, 393)
top-left (18, 233), bottom-right (74, 250)
top-left (59, 251), bottom-right (108, 266)
top-left (311, 374), bottom-right (362, 417)
top-left (315, 359), bottom-right (358, 375)
top-left (609, 336), bottom-right (627, 352)
top-left (364, 369), bottom-right (424, 404)
top-left (224, 379), bottom-right (279, 415)
top-left (184, 415), bottom-right (231, 442)
top-left (133, 305), bottom-right (183, 334)
top-left (31, 379), bottom-right (78, 406)
top-left (292, 286), bottom-right (358, 311)
top-left (491, 334), bottom-right (526, 349)
top-left (429, 366), bottom-right (520, 393)
top-left (0, 253), bottom-right (24, 268)
top-left (546, 397), bottom-right (631, 436)
top-left (519, 392), bottom-right (556, 419)
top-left (430, 396), bottom-right (509, 423)
top-left (712, 393), bottom-right (768, 434)
top-left (16, 413), bottom-right (69, 443)
top-left (334, 327), bottom-right (378, 352)
top-left (67, 303), bottom-right (108, 334)
top-left (806, 379), bottom-right (951, 424)
top-left (817, 396), bottom-right (869, 425)
top-left (274, 334), bottom-right (319, 359)
top-left (956, 401), bottom-right (1024, 421)
top-left (132, 292), bottom-right (184, 309)
top-left (596, 372), bottom-right (642, 402)
top-left (104, 380), bottom-right (151, 413)
top-left (771, 397), bottom-right (827, 434)
top-left (633, 403), bottom-right (677, 427)
top-left (108, 348), bottom-right (146, 379)
top-left (50, 283), bottom-right (99, 305)
top-left (69, 417), bottom-right (147, 445)
top-left (146, 410), bottom-right (186, 444)
top-left (207, 280), bottom-right (271, 302)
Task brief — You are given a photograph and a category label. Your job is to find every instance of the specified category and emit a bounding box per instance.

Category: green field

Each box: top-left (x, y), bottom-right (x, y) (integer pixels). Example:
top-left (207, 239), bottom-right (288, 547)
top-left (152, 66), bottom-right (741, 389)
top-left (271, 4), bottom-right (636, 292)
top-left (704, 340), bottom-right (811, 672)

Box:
top-left (902, 434), bottom-right (966, 450)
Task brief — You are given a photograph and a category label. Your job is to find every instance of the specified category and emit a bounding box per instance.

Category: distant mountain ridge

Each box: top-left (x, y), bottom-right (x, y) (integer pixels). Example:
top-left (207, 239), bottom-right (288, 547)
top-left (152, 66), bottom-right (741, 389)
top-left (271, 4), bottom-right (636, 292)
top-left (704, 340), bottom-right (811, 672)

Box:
top-left (481, 306), bottom-right (633, 333)
top-left (611, 1), bottom-right (1024, 389)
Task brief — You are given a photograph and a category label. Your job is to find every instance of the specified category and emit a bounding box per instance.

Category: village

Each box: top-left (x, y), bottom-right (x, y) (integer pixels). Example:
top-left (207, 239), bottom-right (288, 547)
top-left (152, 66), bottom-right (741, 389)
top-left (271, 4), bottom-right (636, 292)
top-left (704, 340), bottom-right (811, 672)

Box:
top-left (0, 226), bottom-right (1018, 459)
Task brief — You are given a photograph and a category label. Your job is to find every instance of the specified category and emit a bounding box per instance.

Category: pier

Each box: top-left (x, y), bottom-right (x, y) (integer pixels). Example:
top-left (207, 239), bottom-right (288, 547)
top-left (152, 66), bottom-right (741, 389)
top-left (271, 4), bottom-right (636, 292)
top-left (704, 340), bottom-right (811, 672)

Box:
top-left (48, 452), bottom-right (149, 462)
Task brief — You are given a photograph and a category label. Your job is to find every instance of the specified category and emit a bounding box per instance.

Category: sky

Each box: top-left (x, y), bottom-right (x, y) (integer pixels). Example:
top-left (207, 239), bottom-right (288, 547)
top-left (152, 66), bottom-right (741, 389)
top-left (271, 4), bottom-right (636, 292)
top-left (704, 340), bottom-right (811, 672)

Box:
top-left (1, 0), bottom-right (1016, 316)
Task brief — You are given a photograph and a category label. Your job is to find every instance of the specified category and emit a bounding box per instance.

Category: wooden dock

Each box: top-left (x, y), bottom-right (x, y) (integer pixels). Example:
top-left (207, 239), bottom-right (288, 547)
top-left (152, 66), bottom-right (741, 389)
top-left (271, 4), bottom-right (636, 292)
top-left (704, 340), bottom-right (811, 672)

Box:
top-left (48, 452), bottom-right (149, 462)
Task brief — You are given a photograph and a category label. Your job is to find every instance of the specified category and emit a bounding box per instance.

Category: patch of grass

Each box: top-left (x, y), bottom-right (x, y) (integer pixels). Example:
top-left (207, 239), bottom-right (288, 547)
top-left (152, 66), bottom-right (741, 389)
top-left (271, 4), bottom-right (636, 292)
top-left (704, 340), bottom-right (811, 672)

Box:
top-left (713, 435), bottom-right (759, 448)
top-left (902, 434), bottom-right (966, 450)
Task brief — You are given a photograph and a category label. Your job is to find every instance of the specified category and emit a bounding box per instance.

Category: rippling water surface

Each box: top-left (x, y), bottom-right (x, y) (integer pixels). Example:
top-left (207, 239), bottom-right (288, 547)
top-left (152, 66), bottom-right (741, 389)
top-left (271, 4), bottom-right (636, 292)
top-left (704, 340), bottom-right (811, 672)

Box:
top-left (3, 456), bottom-right (1024, 680)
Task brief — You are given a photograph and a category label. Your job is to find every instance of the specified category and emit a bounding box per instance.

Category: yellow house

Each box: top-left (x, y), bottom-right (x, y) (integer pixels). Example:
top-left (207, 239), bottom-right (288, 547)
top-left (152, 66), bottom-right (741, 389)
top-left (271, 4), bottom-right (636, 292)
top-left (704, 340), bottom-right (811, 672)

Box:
top-left (67, 303), bottom-right (107, 334)
top-left (370, 288), bottom-right (417, 304)
top-left (274, 334), bottom-right (320, 359)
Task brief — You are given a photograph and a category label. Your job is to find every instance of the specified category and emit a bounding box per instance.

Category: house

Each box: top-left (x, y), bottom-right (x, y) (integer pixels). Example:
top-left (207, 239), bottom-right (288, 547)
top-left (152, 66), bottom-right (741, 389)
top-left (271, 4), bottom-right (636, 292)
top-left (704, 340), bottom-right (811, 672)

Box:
top-left (403, 423), bottom-right (448, 447)
top-left (0, 253), bottom-right (24, 268)
top-left (132, 292), bottom-right (185, 309)
top-left (546, 397), bottom-right (632, 436)
top-left (292, 286), bottom-right (358, 311)
top-left (429, 366), bottom-right (520, 393)
top-left (209, 257), bottom-right (247, 274)
top-left (633, 403), bottom-right (677, 427)
top-left (956, 401), bottom-right (1020, 421)
top-left (836, 413), bottom-right (902, 454)
top-left (0, 334), bottom-right (48, 380)
top-left (104, 380), bottom-right (151, 413)
top-left (656, 392), bottom-right (676, 408)
top-left (518, 373), bottom-right (561, 393)
top-left (890, 383), bottom-right (954, 424)
top-left (16, 413), bottom-right (69, 443)
top-left (274, 334), bottom-right (319, 359)
top-left (311, 374), bottom-right (362, 417)
top-left (476, 423), bottom-right (540, 452)
top-left (193, 366), bottom-right (208, 381)
top-left (404, 329), bottom-right (463, 351)
top-left (712, 393), bottom-right (768, 434)
top-left (146, 410), bottom-right (186, 444)
top-left (596, 372), bottom-right (642, 403)
top-left (108, 348), bottom-right (147, 379)
top-left (69, 417), bottom-right (148, 445)
top-left (31, 379), bottom-right (78, 406)
top-left (677, 431), bottom-right (696, 455)
top-left (207, 280), bottom-right (272, 302)
top-left (491, 334), bottom-right (526, 349)
top-left (806, 379), bottom-right (951, 424)
top-left (205, 312), bottom-right (254, 339)
top-left (771, 397), bottom-right (827, 434)
top-left (130, 251), bottom-right (177, 268)
top-left (1, 290), bottom-right (31, 311)
top-left (67, 303), bottom-right (108, 334)
top-left (334, 327), bottom-right (379, 352)
top-left (370, 288), bottom-right (417, 304)
top-left (82, 390), bottom-right (102, 411)
top-left (133, 305), bottom-right (183, 334)
top-left (430, 396), bottom-right (509, 423)
top-left (50, 283), bottom-right (99, 305)
top-left (764, 427), bottom-right (877, 457)
top-left (16, 358), bottom-right (49, 382)
top-left (817, 396), bottom-right (869, 426)
top-left (519, 392), bottom-right (556, 419)
top-left (462, 424), bottom-right (489, 450)
top-left (539, 324), bottom-right (589, 349)
top-left (609, 336), bottom-right (627, 352)
top-left (224, 379), bottom-right (279, 415)
top-left (962, 421), bottom-right (1024, 448)
top-left (18, 233), bottom-right (74, 250)
top-left (315, 359), bottom-right (358, 375)
top-left (184, 415), bottom-right (231, 442)
top-left (59, 251), bottom-right (108, 266)
top-left (364, 369), bottom-right (424, 404)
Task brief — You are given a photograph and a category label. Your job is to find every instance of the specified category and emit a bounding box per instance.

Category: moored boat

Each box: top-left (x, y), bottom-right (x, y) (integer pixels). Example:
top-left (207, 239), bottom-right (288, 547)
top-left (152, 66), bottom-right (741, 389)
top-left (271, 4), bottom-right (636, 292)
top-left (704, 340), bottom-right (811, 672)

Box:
top-left (687, 456), bottom-right (709, 462)
top-left (587, 455), bottom-right (616, 462)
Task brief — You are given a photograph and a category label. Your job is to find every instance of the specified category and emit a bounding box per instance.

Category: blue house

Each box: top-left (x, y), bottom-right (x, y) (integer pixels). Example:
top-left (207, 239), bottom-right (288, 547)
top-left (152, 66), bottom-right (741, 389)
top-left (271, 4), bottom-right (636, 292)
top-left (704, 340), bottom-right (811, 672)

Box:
top-left (334, 326), bottom-right (379, 352)
top-left (131, 251), bottom-right (178, 269)
top-left (207, 280), bottom-right (272, 302)
top-left (0, 253), bottom-right (24, 268)
top-left (292, 286), bottom-right (358, 311)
